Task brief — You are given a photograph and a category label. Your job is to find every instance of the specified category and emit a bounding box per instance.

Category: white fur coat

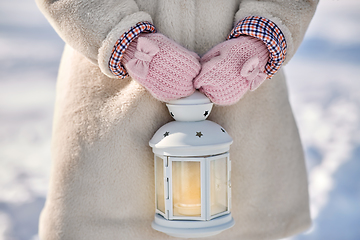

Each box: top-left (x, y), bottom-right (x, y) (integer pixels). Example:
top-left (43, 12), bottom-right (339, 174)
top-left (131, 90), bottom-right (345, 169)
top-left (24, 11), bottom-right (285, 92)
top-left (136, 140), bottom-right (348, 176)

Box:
top-left (36, 0), bottom-right (318, 239)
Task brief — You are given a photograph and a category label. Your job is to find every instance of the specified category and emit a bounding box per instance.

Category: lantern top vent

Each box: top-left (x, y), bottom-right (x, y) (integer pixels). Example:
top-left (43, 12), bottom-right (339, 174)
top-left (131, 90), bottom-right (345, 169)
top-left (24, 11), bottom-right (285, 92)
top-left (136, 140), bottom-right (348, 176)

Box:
top-left (166, 91), bottom-right (213, 122)
top-left (167, 91), bottom-right (211, 105)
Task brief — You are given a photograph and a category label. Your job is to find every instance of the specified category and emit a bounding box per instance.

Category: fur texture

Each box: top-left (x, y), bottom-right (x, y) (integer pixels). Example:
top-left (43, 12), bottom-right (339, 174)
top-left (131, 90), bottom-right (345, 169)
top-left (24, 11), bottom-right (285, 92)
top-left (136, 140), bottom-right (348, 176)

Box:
top-left (35, 0), bottom-right (319, 239)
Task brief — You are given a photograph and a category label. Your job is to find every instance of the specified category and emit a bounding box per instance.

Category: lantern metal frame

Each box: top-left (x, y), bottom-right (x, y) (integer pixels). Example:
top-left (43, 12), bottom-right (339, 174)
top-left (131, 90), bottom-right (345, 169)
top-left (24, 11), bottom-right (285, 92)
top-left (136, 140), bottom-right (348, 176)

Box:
top-left (149, 91), bottom-right (235, 238)
top-left (154, 153), bottom-right (232, 221)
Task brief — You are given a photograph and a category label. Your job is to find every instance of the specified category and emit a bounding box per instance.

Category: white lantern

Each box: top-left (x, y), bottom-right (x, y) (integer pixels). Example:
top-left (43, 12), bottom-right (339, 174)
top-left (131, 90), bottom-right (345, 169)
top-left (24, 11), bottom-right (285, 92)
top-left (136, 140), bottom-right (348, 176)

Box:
top-left (149, 91), bottom-right (234, 238)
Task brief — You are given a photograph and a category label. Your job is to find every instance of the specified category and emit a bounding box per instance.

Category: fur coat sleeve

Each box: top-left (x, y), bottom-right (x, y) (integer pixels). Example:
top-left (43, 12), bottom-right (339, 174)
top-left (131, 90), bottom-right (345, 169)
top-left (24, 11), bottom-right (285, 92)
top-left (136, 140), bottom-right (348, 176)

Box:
top-left (35, 0), bottom-right (152, 77)
top-left (235, 0), bottom-right (318, 64)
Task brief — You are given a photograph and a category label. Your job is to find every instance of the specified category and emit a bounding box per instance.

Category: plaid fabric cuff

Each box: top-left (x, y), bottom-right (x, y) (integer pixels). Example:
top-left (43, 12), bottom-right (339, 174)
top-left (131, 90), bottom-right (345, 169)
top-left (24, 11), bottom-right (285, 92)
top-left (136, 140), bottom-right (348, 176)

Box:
top-left (109, 21), bottom-right (156, 78)
top-left (228, 16), bottom-right (287, 79)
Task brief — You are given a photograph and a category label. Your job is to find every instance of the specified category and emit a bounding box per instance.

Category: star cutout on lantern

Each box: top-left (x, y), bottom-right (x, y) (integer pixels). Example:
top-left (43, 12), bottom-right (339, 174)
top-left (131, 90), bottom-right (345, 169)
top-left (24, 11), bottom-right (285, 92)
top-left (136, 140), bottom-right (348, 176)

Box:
top-left (196, 132), bottom-right (203, 138)
top-left (163, 131), bottom-right (170, 137)
top-left (204, 111), bottom-right (209, 117)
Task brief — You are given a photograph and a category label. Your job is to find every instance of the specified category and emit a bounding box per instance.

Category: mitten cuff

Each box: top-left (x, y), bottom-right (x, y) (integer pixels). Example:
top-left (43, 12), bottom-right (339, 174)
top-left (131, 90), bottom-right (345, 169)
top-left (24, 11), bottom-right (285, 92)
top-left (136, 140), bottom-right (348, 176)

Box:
top-left (228, 16), bottom-right (287, 79)
top-left (121, 38), bottom-right (138, 64)
top-left (109, 21), bottom-right (156, 79)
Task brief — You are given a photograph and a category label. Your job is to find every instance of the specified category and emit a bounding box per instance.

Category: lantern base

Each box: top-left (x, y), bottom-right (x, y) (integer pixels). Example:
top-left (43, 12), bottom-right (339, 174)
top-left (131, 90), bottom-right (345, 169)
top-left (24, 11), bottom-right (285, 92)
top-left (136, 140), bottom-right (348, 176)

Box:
top-left (152, 213), bottom-right (234, 238)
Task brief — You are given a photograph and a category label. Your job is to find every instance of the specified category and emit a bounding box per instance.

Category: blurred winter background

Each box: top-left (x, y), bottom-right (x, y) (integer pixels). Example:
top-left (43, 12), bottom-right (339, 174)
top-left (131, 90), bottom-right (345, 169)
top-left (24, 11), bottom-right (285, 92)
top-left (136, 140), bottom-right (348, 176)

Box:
top-left (0, 0), bottom-right (359, 239)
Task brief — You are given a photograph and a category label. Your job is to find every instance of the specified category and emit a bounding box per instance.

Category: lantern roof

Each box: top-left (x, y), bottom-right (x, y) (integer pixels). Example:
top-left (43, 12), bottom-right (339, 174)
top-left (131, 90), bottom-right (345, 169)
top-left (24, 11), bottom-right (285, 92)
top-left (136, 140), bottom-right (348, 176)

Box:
top-left (149, 120), bottom-right (233, 156)
top-left (150, 91), bottom-right (233, 156)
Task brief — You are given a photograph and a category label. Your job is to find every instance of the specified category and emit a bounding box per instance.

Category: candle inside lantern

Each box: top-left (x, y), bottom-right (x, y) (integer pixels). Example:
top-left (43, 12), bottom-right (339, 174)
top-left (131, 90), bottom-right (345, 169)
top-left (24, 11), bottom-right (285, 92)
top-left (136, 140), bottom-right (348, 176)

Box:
top-left (172, 161), bottom-right (201, 217)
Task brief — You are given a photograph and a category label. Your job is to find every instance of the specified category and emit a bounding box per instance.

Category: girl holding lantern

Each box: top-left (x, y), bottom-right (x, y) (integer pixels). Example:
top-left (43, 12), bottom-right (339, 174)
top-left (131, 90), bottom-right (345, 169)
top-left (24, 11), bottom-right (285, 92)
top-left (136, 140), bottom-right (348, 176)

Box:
top-left (36, 0), bottom-right (318, 239)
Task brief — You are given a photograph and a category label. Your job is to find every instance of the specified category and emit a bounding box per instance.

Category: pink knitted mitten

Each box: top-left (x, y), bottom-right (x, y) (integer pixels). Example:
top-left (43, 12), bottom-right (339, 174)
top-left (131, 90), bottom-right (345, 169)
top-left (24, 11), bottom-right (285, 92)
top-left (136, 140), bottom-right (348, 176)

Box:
top-left (122, 33), bottom-right (201, 102)
top-left (194, 36), bottom-right (269, 105)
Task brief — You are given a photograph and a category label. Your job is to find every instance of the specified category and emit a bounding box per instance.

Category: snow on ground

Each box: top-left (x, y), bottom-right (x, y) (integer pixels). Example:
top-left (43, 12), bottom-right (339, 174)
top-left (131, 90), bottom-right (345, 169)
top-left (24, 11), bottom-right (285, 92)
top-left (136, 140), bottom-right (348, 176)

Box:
top-left (0, 0), bottom-right (359, 239)
top-left (0, 0), bottom-right (63, 239)
top-left (283, 1), bottom-right (360, 239)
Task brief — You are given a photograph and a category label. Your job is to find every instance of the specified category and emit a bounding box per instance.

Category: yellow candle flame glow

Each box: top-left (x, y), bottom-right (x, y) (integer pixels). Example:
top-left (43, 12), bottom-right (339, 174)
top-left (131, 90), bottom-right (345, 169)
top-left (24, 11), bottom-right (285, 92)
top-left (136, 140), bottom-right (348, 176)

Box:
top-left (173, 161), bottom-right (201, 216)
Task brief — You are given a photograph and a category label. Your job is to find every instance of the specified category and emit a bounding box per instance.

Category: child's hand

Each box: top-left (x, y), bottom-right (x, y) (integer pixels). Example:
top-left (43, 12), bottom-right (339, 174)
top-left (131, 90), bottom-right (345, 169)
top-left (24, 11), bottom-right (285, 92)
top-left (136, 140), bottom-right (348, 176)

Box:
top-left (194, 36), bottom-right (269, 105)
top-left (122, 33), bottom-right (201, 102)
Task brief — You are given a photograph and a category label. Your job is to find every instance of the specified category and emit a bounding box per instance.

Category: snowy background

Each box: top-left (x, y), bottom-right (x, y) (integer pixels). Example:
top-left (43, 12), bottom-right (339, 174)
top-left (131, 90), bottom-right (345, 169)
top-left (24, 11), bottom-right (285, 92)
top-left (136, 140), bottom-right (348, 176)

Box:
top-left (0, 0), bottom-right (359, 239)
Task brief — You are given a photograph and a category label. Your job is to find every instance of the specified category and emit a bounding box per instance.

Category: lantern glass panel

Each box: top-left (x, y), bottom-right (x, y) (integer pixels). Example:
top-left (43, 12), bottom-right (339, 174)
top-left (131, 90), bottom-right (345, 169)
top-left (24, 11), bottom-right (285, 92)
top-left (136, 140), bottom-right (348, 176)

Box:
top-left (210, 157), bottom-right (228, 216)
top-left (172, 161), bottom-right (201, 217)
top-left (155, 156), bottom-right (165, 214)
